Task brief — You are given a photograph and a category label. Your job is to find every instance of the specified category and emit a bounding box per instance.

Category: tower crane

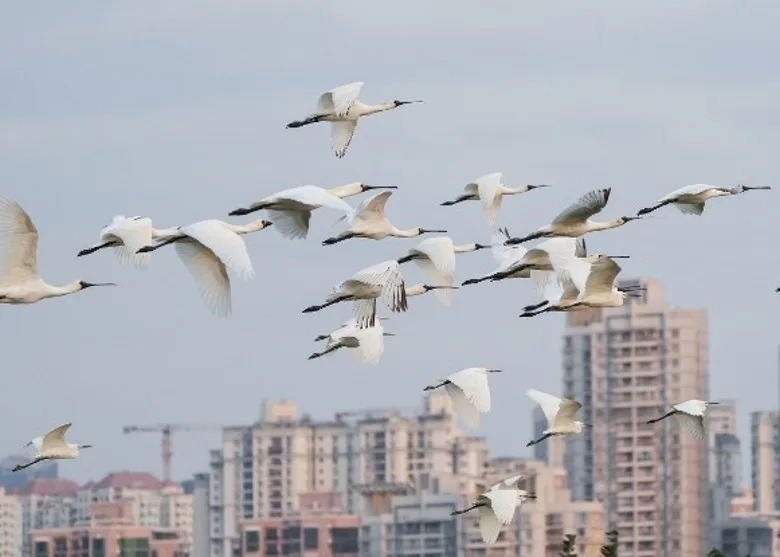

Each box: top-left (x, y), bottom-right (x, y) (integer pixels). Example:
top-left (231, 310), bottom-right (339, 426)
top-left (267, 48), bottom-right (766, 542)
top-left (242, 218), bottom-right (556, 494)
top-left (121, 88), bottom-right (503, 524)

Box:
top-left (122, 423), bottom-right (222, 483)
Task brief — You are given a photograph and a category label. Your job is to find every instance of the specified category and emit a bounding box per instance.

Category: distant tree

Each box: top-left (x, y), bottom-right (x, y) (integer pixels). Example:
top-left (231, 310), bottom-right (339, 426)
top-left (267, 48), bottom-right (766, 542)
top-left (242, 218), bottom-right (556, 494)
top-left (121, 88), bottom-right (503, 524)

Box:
top-left (707, 550), bottom-right (727, 557)
top-left (600, 529), bottom-right (618, 557)
top-left (561, 533), bottom-right (578, 557)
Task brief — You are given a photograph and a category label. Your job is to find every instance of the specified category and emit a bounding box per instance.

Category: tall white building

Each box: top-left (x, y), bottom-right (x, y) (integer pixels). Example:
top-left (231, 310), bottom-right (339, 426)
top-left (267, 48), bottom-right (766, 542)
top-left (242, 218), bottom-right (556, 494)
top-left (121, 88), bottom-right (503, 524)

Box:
top-left (0, 487), bottom-right (21, 557)
top-left (561, 278), bottom-right (709, 557)
top-left (750, 411), bottom-right (779, 514)
top-left (206, 396), bottom-right (488, 557)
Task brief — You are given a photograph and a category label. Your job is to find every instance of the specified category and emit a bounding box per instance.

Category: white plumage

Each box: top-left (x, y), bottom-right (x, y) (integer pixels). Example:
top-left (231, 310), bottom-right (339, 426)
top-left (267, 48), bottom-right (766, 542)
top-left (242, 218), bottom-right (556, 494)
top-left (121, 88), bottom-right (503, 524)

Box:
top-left (424, 367), bottom-right (501, 428)
top-left (441, 172), bottom-right (551, 225)
top-left (638, 183), bottom-right (771, 216)
top-left (0, 197), bottom-right (116, 304)
top-left (137, 218), bottom-right (272, 317)
top-left (309, 318), bottom-right (392, 364)
top-left (303, 260), bottom-right (408, 328)
top-left (286, 82), bottom-right (422, 158)
top-left (526, 388), bottom-right (589, 445)
top-left (13, 423), bottom-right (92, 472)
top-left (647, 399), bottom-right (719, 440)
top-left (78, 215), bottom-right (179, 268)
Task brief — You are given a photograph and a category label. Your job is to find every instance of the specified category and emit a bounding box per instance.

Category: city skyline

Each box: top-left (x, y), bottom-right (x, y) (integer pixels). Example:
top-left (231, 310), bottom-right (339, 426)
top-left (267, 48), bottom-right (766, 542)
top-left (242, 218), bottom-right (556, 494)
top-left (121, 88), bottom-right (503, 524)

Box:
top-left (2, 2), bottom-right (779, 487)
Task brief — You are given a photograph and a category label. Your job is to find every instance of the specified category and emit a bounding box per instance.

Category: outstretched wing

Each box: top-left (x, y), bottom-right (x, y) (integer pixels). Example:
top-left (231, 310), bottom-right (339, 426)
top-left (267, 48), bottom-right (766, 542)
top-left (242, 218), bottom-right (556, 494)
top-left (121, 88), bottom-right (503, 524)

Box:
top-left (448, 368), bottom-right (491, 412)
top-left (175, 240), bottom-right (232, 317)
top-left (551, 188), bottom-right (611, 225)
top-left (353, 323), bottom-right (385, 364)
top-left (444, 382), bottom-right (481, 428)
top-left (411, 237), bottom-right (456, 305)
top-left (101, 216), bottom-right (153, 268)
top-left (675, 202), bottom-right (705, 215)
top-left (266, 209), bottom-right (310, 240)
top-left (583, 257), bottom-right (622, 296)
top-left (554, 399), bottom-right (583, 426)
top-left (474, 172), bottom-right (503, 225)
top-left (319, 82), bottom-right (364, 116)
top-left (351, 190), bottom-right (393, 227)
top-left (675, 413), bottom-right (705, 440)
top-left (0, 197), bottom-right (39, 286)
top-left (181, 221), bottom-right (254, 280)
top-left (41, 423), bottom-right (72, 453)
top-left (477, 505), bottom-right (503, 545)
top-left (331, 121), bottom-right (358, 158)
top-left (658, 183), bottom-right (715, 202)
top-left (353, 259), bottom-right (407, 318)
top-left (527, 389), bottom-right (562, 426)
top-left (484, 489), bottom-right (518, 525)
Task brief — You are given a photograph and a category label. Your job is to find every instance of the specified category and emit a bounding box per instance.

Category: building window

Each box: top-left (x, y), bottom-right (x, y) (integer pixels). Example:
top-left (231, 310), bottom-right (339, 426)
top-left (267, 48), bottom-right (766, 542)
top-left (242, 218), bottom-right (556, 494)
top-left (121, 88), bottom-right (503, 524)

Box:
top-left (91, 539), bottom-right (106, 557)
top-left (244, 530), bottom-right (260, 553)
top-left (304, 528), bottom-right (319, 550)
top-left (34, 542), bottom-right (49, 557)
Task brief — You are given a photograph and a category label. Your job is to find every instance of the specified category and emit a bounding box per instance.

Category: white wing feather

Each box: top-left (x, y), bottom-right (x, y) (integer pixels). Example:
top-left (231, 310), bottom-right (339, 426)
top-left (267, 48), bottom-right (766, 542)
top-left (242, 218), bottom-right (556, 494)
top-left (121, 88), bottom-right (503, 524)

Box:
top-left (477, 505), bottom-right (503, 545)
top-left (658, 183), bottom-right (716, 201)
top-left (266, 209), bottom-right (310, 240)
top-left (551, 188), bottom-right (611, 225)
top-left (484, 489), bottom-right (518, 524)
top-left (444, 382), bottom-right (481, 428)
top-left (180, 221), bottom-right (254, 280)
top-left (675, 413), bottom-right (705, 440)
top-left (352, 323), bottom-right (385, 364)
top-left (554, 399), bottom-right (583, 426)
top-left (41, 423), bottom-right (72, 453)
top-left (100, 216), bottom-right (153, 268)
top-left (527, 389), bottom-right (563, 426)
top-left (675, 202), bottom-right (705, 215)
top-left (331, 121), bottom-right (358, 158)
top-left (448, 368), bottom-right (491, 412)
top-left (474, 173), bottom-right (503, 225)
top-left (0, 197), bottom-right (39, 287)
top-left (410, 237), bottom-right (456, 305)
top-left (174, 240), bottom-right (232, 317)
top-left (319, 82), bottom-right (364, 116)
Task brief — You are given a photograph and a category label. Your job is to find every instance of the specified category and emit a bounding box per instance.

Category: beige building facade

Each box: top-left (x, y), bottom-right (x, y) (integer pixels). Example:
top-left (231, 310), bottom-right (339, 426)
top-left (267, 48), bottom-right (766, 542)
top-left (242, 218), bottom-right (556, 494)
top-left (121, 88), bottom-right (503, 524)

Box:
top-left (561, 278), bottom-right (709, 557)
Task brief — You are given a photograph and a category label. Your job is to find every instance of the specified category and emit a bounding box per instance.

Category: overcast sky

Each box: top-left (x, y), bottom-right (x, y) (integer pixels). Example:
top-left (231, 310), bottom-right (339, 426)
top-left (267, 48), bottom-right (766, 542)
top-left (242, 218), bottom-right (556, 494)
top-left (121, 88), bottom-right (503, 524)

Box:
top-left (1, 1), bottom-right (778, 484)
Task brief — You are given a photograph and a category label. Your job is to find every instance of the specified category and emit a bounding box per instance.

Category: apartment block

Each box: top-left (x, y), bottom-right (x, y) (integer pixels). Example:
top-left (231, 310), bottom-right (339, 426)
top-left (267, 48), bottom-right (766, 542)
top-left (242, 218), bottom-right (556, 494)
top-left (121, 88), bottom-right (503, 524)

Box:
top-left (711, 514), bottom-right (780, 557)
top-left (17, 473), bottom-right (193, 556)
top-left (206, 396), bottom-right (488, 557)
top-left (561, 278), bottom-right (709, 557)
top-left (31, 500), bottom-right (187, 557)
top-left (0, 487), bottom-right (21, 557)
top-left (751, 411), bottom-right (779, 514)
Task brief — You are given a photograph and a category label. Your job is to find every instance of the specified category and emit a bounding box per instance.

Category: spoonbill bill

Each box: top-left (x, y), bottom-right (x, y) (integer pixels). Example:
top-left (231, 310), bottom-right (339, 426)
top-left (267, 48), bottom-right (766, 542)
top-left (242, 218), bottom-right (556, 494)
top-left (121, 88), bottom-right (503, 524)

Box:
top-left (647, 399), bottom-right (720, 440)
top-left (302, 260), bottom-right (407, 328)
top-left (0, 198), bottom-right (116, 304)
top-left (286, 81), bottom-right (422, 158)
top-left (505, 188), bottom-right (641, 245)
top-left (440, 172), bottom-right (551, 225)
top-left (450, 474), bottom-right (535, 545)
top-left (423, 367), bottom-right (501, 428)
top-left (397, 237), bottom-right (487, 305)
top-left (526, 388), bottom-right (590, 446)
top-left (228, 183), bottom-right (397, 240)
top-left (136, 218), bottom-right (272, 317)
top-left (322, 191), bottom-right (446, 245)
top-left (309, 318), bottom-right (394, 363)
top-left (12, 423), bottom-right (92, 472)
top-left (637, 184), bottom-right (771, 216)
top-left (77, 215), bottom-right (178, 268)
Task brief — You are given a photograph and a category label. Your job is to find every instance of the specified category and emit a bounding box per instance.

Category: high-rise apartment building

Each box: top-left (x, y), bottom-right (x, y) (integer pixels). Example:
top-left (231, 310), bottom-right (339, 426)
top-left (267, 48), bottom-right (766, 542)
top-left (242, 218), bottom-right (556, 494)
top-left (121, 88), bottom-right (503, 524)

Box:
top-left (707, 399), bottom-right (741, 497)
top-left (0, 487), bottom-right (21, 557)
top-left (750, 411), bottom-right (778, 514)
top-left (206, 395), bottom-right (488, 557)
top-left (561, 278), bottom-right (709, 557)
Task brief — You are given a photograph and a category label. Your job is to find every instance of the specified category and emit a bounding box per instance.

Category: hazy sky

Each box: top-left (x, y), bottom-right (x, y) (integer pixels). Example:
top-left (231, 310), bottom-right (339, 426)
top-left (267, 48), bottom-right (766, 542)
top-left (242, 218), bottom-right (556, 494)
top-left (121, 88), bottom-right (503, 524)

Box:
top-left (1, 1), bottom-right (778, 484)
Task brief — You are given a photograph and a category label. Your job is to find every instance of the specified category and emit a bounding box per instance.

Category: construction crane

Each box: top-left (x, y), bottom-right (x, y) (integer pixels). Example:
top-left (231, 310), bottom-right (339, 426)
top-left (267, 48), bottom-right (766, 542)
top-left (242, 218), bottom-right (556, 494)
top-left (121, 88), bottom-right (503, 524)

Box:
top-left (122, 423), bottom-right (222, 483)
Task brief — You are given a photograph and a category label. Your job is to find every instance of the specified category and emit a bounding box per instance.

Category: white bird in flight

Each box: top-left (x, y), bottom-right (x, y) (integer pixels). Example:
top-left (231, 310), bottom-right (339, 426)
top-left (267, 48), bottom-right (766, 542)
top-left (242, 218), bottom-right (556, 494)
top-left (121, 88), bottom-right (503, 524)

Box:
top-left (227, 183), bottom-right (397, 240)
top-left (647, 399), bottom-right (720, 440)
top-left (462, 228), bottom-right (530, 285)
top-left (397, 236), bottom-right (488, 305)
top-left (77, 215), bottom-right (178, 268)
top-left (450, 474), bottom-right (535, 545)
top-left (0, 197), bottom-right (116, 304)
top-left (12, 422), bottom-right (92, 472)
top-left (302, 260), bottom-right (408, 328)
top-left (637, 183), bottom-right (771, 216)
top-left (137, 218), bottom-right (272, 317)
top-left (519, 256), bottom-right (641, 317)
top-left (440, 172), bottom-right (551, 225)
top-left (423, 367), bottom-right (501, 428)
top-left (526, 388), bottom-right (590, 446)
top-left (505, 188), bottom-right (641, 245)
top-left (322, 191), bottom-right (447, 245)
top-left (285, 81), bottom-right (422, 158)
top-left (309, 317), bottom-right (394, 363)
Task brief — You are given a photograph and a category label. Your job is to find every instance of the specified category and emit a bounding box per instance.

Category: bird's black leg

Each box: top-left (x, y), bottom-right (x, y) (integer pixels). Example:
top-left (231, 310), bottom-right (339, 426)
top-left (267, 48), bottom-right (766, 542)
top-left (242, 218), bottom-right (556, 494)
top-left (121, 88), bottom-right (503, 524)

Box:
top-left (302, 297), bottom-right (349, 313)
top-left (647, 410), bottom-right (677, 424)
top-left (12, 457), bottom-right (43, 472)
top-left (526, 433), bottom-right (554, 447)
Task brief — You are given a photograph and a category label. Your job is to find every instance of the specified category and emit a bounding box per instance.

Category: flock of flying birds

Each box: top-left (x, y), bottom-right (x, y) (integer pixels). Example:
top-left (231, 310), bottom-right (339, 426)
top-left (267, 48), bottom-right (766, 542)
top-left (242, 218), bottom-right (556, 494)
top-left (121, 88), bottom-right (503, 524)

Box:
top-left (1, 81), bottom-right (774, 545)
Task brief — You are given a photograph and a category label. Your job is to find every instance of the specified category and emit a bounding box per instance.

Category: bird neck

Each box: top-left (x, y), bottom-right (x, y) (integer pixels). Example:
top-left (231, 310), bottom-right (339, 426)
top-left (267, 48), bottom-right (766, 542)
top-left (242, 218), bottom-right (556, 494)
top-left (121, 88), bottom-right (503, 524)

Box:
top-left (151, 227), bottom-right (180, 238)
top-left (504, 185), bottom-right (529, 195)
top-left (47, 281), bottom-right (84, 298)
top-left (591, 218), bottom-right (624, 231)
top-left (326, 183), bottom-right (364, 198)
top-left (362, 101), bottom-right (396, 115)
top-left (405, 284), bottom-right (426, 297)
top-left (391, 226), bottom-right (421, 238)
top-left (454, 243), bottom-right (478, 253)
top-left (228, 219), bottom-right (269, 235)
